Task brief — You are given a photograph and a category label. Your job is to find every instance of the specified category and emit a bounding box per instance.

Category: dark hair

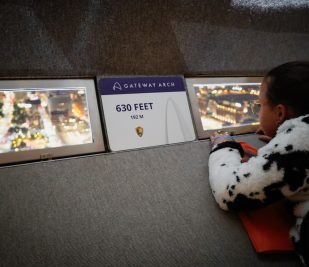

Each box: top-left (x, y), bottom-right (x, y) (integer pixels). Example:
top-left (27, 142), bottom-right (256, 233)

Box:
top-left (264, 61), bottom-right (309, 116)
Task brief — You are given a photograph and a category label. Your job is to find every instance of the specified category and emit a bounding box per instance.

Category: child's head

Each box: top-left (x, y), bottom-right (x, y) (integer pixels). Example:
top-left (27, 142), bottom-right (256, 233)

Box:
top-left (258, 61), bottom-right (309, 138)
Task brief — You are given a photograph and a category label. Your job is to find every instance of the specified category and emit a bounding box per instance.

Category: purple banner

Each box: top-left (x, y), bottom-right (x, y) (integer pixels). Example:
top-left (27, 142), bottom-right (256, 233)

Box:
top-left (98, 76), bottom-right (185, 95)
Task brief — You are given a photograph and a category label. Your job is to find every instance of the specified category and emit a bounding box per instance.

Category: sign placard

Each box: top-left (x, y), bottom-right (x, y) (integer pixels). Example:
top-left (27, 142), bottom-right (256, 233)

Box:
top-left (98, 76), bottom-right (196, 151)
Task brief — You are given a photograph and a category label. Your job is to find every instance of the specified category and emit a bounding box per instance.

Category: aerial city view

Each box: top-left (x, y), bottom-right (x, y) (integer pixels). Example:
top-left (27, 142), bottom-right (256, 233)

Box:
top-left (194, 83), bottom-right (260, 130)
top-left (0, 88), bottom-right (92, 153)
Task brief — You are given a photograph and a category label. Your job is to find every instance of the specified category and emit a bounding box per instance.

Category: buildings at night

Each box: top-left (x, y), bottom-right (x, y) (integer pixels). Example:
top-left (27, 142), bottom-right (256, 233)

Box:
top-left (195, 84), bottom-right (260, 128)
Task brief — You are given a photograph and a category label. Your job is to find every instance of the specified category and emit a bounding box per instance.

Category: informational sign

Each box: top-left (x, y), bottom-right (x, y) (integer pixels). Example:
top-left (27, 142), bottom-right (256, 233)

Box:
top-left (98, 76), bottom-right (196, 151)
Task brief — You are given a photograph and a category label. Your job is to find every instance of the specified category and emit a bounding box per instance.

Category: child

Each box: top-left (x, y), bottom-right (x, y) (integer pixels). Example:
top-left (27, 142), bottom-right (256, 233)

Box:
top-left (208, 61), bottom-right (309, 265)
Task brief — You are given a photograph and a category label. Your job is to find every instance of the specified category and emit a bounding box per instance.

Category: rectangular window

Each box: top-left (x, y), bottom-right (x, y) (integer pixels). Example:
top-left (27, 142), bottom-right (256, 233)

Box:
top-left (0, 79), bottom-right (105, 166)
top-left (186, 77), bottom-right (263, 139)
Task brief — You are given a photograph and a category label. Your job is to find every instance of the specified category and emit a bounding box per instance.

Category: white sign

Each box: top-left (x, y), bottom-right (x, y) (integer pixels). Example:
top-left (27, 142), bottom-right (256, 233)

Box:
top-left (98, 76), bottom-right (196, 151)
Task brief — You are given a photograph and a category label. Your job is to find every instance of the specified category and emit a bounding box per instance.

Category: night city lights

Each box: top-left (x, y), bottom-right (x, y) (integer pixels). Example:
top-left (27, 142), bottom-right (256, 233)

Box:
top-left (194, 83), bottom-right (260, 130)
top-left (0, 88), bottom-right (93, 153)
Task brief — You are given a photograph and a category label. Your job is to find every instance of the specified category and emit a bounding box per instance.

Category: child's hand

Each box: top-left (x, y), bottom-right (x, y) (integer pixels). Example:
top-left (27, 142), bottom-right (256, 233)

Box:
top-left (210, 131), bottom-right (234, 149)
top-left (256, 128), bottom-right (272, 143)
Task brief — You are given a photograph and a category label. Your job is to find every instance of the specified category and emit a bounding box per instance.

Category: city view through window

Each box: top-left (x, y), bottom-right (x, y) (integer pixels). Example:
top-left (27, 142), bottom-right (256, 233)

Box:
top-left (0, 88), bottom-right (93, 153)
top-left (194, 83), bottom-right (261, 130)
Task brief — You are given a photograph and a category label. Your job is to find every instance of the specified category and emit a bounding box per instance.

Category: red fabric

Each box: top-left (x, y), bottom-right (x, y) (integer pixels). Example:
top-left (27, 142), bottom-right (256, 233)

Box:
top-left (238, 141), bottom-right (258, 155)
top-left (237, 141), bottom-right (295, 253)
top-left (239, 202), bottom-right (294, 253)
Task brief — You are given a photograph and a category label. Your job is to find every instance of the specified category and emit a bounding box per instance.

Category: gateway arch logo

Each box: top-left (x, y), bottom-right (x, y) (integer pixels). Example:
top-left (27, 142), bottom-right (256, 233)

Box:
top-left (113, 82), bottom-right (122, 91)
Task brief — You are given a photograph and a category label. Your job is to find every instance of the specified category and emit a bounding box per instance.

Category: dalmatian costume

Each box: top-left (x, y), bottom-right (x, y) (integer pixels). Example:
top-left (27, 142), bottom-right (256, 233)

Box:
top-left (209, 114), bottom-right (309, 265)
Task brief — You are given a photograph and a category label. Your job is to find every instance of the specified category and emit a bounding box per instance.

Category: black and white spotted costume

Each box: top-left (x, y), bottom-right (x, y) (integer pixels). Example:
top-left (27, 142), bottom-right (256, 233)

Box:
top-left (209, 114), bottom-right (309, 265)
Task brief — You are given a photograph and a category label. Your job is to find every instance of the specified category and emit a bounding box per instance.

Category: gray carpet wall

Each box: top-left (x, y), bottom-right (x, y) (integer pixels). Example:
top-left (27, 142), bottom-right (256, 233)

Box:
top-left (1, 0), bottom-right (309, 76)
top-left (0, 1), bottom-right (308, 266)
